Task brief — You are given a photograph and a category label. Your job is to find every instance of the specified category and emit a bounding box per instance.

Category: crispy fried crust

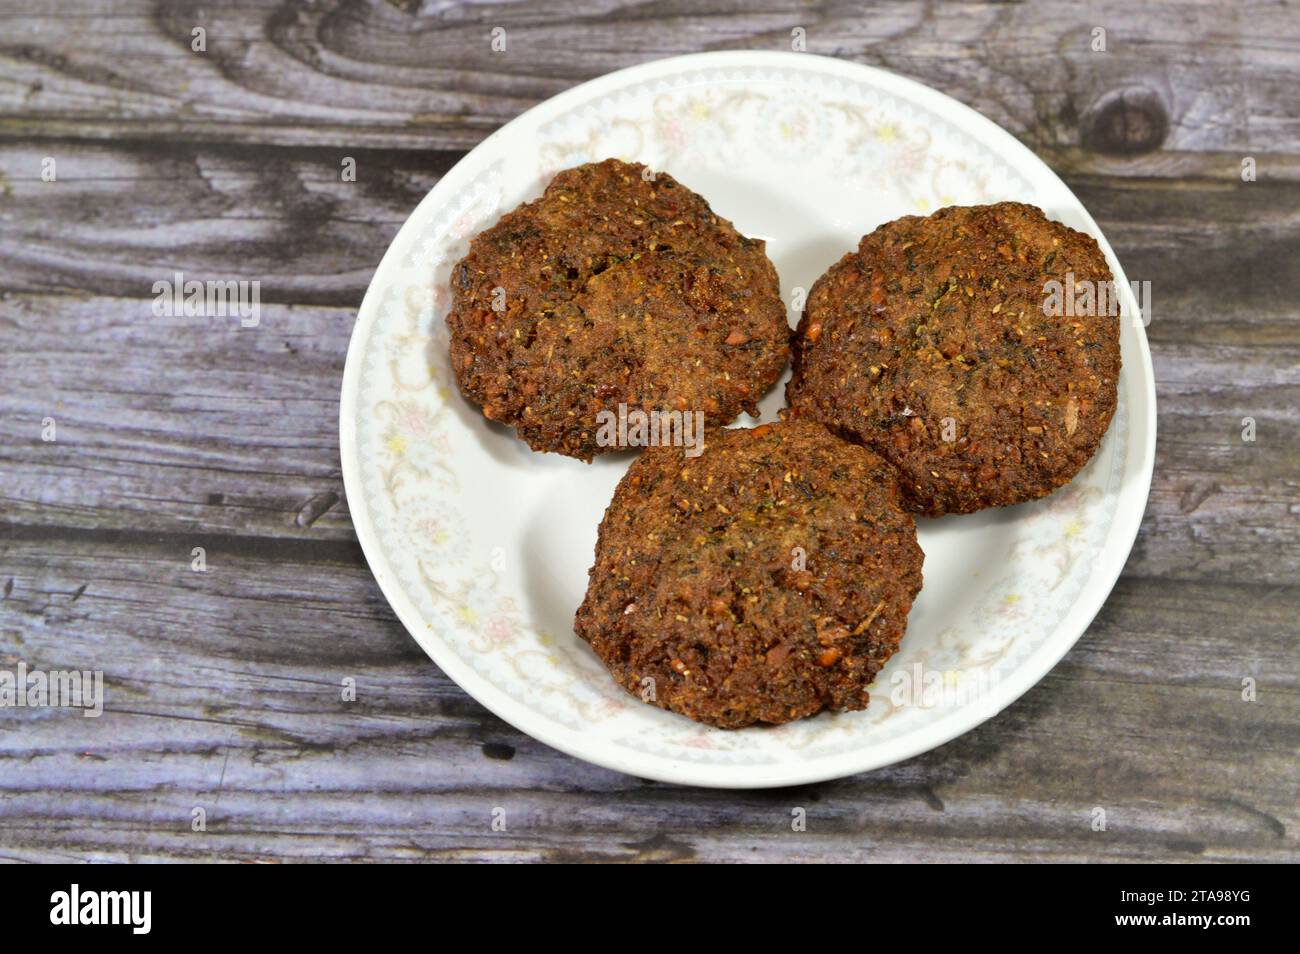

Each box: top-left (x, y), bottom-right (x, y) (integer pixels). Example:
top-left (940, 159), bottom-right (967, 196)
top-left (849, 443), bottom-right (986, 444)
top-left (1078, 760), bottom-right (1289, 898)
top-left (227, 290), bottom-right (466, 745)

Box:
top-left (574, 419), bottom-right (924, 729)
top-left (787, 202), bottom-right (1121, 515)
top-left (447, 159), bottom-right (791, 460)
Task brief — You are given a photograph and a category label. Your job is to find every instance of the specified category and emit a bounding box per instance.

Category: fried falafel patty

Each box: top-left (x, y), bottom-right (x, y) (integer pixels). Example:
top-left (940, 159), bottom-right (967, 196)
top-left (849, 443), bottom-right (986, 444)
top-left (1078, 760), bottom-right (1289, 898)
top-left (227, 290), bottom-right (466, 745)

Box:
top-left (787, 202), bottom-right (1121, 515)
top-left (447, 159), bottom-right (790, 460)
top-left (574, 419), bottom-right (924, 729)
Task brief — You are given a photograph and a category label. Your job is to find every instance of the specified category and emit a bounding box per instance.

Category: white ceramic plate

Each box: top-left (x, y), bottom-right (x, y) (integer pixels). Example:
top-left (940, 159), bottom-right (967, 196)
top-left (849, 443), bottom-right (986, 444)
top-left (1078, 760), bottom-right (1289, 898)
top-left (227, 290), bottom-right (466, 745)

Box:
top-left (339, 51), bottom-right (1156, 788)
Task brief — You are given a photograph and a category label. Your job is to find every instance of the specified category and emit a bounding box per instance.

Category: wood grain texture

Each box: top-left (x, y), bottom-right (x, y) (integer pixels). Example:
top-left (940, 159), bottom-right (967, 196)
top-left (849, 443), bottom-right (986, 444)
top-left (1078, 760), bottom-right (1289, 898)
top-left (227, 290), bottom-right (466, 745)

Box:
top-left (1, 536), bottom-right (1293, 862)
top-left (3, 0), bottom-right (1299, 175)
top-left (1, 0), bottom-right (1297, 863)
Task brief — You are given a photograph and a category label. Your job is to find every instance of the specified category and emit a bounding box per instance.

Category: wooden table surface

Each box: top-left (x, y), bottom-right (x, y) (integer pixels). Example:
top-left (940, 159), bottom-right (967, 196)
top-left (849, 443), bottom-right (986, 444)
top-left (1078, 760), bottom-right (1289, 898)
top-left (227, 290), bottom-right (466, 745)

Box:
top-left (1, 0), bottom-right (1296, 863)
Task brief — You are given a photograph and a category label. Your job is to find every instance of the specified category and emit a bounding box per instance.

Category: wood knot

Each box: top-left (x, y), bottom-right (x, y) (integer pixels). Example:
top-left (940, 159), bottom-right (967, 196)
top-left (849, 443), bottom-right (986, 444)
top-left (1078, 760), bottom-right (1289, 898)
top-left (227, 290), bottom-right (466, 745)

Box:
top-left (1082, 86), bottom-right (1169, 156)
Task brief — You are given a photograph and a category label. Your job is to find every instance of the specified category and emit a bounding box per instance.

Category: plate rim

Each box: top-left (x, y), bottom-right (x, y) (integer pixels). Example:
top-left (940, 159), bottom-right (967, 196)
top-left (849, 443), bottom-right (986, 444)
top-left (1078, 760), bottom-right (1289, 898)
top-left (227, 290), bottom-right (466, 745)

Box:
top-left (339, 50), bottom-right (1157, 789)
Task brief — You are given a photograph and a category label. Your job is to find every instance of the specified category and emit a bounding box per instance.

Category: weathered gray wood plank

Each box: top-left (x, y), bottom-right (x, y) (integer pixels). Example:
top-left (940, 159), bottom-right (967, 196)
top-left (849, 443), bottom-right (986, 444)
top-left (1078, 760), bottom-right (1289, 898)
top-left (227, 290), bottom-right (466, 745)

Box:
top-left (0, 537), bottom-right (1294, 861)
top-left (1, 0), bottom-right (1297, 178)
top-left (0, 292), bottom-right (358, 540)
top-left (0, 139), bottom-right (452, 304)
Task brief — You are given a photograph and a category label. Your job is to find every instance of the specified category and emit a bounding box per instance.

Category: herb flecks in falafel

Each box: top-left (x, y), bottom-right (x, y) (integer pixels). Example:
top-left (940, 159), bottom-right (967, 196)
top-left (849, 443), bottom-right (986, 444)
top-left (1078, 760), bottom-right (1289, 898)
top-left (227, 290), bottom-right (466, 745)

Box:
top-left (448, 159), bottom-right (791, 461)
top-left (575, 419), bottom-right (924, 729)
top-left (787, 202), bottom-right (1121, 515)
